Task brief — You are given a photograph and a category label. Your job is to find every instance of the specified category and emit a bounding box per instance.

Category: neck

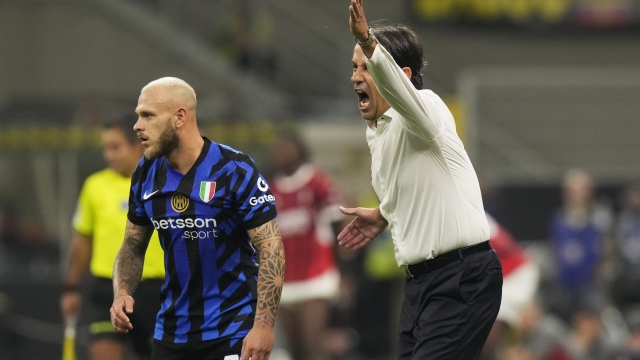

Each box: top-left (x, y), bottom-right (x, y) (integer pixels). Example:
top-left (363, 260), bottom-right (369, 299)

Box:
top-left (368, 105), bottom-right (390, 128)
top-left (166, 135), bottom-right (205, 174)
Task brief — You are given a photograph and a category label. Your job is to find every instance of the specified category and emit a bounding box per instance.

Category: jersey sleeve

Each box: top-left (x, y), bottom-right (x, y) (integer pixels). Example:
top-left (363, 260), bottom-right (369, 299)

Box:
top-left (234, 157), bottom-right (277, 230)
top-left (367, 44), bottom-right (447, 141)
top-left (72, 178), bottom-right (95, 236)
top-left (127, 160), bottom-right (152, 226)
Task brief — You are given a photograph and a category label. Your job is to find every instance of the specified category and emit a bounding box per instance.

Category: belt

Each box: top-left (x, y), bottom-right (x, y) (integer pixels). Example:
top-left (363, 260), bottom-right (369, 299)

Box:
top-left (405, 241), bottom-right (492, 277)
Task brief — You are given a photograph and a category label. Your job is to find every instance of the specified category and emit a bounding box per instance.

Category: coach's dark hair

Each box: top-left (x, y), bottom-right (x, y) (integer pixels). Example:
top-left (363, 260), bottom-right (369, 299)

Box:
top-left (370, 21), bottom-right (427, 90)
top-left (103, 115), bottom-right (138, 145)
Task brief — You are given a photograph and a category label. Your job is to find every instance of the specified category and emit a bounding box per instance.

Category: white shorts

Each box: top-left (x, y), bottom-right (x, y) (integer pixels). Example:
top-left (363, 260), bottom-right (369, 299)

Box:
top-left (279, 269), bottom-right (340, 306)
top-left (497, 261), bottom-right (540, 327)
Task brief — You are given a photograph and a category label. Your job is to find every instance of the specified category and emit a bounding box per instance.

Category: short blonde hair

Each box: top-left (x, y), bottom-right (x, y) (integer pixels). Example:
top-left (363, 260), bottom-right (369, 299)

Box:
top-left (142, 77), bottom-right (197, 106)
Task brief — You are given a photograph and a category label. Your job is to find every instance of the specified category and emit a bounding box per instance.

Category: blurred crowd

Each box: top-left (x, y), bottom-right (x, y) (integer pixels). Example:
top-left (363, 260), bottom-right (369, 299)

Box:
top-left (481, 170), bottom-right (640, 360)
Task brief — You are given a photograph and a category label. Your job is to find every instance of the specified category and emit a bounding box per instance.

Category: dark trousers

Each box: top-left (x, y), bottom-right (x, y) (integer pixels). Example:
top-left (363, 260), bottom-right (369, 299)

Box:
top-left (398, 250), bottom-right (502, 360)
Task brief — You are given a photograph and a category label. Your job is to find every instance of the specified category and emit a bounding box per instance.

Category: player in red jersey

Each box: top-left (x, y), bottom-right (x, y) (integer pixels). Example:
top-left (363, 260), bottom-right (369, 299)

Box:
top-left (483, 214), bottom-right (540, 358)
top-left (269, 132), bottom-right (345, 360)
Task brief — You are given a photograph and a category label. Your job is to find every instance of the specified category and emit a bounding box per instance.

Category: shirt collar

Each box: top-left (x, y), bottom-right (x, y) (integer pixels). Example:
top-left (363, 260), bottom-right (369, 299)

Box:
top-left (369, 107), bottom-right (397, 131)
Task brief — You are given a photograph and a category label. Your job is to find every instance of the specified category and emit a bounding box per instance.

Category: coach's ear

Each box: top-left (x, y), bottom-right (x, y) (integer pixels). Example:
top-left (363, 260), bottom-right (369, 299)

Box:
top-left (402, 67), bottom-right (412, 81)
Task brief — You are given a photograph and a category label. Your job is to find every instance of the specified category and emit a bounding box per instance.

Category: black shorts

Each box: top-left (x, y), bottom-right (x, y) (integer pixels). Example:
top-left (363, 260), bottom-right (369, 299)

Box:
top-left (151, 337), bottom-right (243, 360)
top-left (88, 277), bottom-right (163, 356)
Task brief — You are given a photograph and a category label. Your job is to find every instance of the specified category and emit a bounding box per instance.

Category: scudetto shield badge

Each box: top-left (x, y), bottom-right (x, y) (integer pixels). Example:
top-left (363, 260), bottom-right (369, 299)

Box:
top-left (171, 193), bottom-right (189, 213)
top-left (199, 181), bottom-right (216, 202)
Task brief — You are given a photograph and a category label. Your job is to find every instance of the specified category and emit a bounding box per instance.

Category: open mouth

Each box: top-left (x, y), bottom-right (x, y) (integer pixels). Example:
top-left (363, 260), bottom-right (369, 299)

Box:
top-left (356, 90), bottom-right (370, 110)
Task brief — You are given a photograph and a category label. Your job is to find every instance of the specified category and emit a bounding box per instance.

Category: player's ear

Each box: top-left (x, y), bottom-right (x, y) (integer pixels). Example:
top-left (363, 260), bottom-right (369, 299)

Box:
top-left (401, 67), bottom-right (412, 81)
top-left (174, 108), bottom-right (187, 128)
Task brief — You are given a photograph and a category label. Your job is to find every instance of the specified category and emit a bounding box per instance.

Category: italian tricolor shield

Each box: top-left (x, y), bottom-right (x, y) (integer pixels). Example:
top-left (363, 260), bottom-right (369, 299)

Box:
top-left (199, 181), bottom-right (216, 202)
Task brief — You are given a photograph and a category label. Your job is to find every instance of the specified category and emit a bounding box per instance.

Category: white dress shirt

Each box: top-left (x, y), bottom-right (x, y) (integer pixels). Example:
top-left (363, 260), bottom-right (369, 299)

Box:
top-left (366, 44), bottom-right (490, 266)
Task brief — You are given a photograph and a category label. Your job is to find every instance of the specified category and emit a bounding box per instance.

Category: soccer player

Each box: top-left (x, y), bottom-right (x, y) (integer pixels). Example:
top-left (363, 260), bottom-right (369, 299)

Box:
top-left (110, 77), bottom-right (284, 360)
top-left (482, 215), bottom-right (539, 358)
top-left (338, 1), bottom-right (503, 359)
top-left (61, 118), bottom-right (165, 360)
top-left (269, 132), bottom-right (344, 360)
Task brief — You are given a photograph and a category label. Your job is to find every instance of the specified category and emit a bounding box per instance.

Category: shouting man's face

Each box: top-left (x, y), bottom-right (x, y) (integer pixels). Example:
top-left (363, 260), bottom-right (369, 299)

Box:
top-left (351, 45), bottom-right (390, 122)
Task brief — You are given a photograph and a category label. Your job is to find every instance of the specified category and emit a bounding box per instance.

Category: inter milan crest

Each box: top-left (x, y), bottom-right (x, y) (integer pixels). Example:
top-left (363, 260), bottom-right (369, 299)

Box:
top-left (171, 193), bottom-right (189, 213)
top-left (199, 181), bottom-right (216, 202)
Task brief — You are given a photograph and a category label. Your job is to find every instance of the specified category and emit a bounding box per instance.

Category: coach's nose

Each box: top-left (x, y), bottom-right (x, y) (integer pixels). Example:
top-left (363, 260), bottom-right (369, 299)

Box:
top-left (351, 68), bottom-right (364, 84)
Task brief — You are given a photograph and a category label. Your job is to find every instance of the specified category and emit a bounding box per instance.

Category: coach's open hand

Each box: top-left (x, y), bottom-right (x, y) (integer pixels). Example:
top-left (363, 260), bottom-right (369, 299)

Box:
top-left (338, 206), bottom-right (388, 249)
top-left (349, 0), bottom-right (370, 43)
top-left (110, 294), bottom-right (134, 333)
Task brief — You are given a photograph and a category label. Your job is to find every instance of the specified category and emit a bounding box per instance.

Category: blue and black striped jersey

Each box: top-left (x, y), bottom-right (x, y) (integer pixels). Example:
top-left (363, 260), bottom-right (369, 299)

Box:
top-left (127, 137), bottom-right (277, 345)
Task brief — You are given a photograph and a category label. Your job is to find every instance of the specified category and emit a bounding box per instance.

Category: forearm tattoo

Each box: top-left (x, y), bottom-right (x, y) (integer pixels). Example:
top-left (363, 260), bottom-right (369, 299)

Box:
top-left (113, 221), bottom-right (152, 299)
top-left (248, 219), bottom-right (285, 327)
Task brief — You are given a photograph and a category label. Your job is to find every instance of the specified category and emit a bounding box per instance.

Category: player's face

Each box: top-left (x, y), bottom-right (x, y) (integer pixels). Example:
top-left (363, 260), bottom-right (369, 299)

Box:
top-left (134, 89), bottom-right (180, 160)
top-left (351, 45), bottom-right (390, 122)
top-left (102, 128), bottom-right (141, 176)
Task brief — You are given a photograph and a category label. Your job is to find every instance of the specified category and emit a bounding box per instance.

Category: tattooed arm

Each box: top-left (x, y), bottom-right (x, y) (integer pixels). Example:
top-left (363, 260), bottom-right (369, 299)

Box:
top-left (110, 220), bottom-right (153, 333)
top-left (241, 218), bottom-right (285, 360)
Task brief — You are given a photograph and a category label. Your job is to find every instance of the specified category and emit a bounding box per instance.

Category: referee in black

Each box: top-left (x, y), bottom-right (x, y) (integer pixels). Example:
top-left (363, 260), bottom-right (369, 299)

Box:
top-left (338, 1), bottom-right (503, 359)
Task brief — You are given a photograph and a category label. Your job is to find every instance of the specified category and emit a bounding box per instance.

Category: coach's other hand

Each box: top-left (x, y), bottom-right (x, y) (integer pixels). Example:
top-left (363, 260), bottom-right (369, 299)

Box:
top-left (110, 295), bottom-right (134, 333)
top-left (338, 206), bottom-right (388, 250)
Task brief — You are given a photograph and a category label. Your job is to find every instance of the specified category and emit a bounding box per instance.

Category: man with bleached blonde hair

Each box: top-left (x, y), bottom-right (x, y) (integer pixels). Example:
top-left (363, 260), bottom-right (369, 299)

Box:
top-left (110, 77), bottom-right (285, 360)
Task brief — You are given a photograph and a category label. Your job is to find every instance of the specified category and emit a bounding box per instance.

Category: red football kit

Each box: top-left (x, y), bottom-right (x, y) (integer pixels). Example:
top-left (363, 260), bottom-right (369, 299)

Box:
top-left (270, 164), bottom-right (343, 283)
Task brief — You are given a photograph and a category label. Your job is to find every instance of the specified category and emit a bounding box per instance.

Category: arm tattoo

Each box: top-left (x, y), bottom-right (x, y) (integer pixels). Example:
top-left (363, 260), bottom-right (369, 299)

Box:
top-left (113, 221), bottom-right (153, 299)
top-left (248, 218), bottom-right (285, 327)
